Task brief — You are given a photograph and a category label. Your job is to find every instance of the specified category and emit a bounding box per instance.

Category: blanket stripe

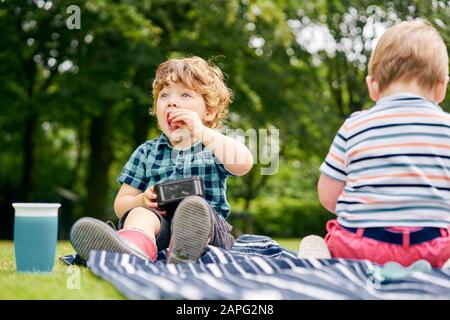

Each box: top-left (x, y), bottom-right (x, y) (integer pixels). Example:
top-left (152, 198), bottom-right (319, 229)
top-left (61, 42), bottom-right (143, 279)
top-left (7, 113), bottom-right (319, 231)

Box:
top-left (84, 235), bottom-right (450, 300)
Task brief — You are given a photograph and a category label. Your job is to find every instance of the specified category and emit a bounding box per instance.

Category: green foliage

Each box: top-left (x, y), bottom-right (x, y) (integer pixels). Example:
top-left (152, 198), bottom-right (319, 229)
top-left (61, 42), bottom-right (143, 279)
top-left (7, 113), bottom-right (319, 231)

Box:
top-left (1, 0), bottom-right (450, 238)
top-left (252, 197), bottom-right (333, 237)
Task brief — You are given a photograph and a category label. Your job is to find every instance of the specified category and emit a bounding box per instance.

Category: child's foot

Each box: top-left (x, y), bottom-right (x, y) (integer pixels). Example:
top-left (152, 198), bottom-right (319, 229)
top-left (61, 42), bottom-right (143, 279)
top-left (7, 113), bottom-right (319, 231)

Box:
top-left (70, 217), bottom-right (157, 262)
top-left (297, 235), bottom-right (331, 259)
top-left (167, 196), bottom-right (213, 264)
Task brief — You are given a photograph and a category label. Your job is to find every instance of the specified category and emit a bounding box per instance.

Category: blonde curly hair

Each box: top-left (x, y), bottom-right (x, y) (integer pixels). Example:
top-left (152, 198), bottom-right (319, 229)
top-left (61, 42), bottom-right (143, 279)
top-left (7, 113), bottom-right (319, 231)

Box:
top-left (151, 56), bottom-right (233, 129)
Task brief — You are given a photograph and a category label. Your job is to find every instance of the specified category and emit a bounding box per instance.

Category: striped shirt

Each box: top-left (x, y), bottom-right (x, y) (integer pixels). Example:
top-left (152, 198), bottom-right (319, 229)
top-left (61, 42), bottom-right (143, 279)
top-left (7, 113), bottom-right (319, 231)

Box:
top-left (117, 134), bottom-right (233, 218)
top-left (320, 93), bottom-right (450, 229)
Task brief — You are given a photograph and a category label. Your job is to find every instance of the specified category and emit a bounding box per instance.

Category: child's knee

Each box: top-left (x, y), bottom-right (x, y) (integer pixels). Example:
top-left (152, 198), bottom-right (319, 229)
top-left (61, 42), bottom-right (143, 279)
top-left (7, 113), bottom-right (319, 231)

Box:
top-left (126, 207), bottom-right (160, 225)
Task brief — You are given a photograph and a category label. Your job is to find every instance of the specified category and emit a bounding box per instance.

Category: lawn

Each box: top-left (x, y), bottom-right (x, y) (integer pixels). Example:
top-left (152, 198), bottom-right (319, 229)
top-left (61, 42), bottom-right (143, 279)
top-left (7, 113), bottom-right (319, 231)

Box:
top-left (0, 241), bottom-right (125, 300)
top-left (0, 239), bottom-right (299, 300)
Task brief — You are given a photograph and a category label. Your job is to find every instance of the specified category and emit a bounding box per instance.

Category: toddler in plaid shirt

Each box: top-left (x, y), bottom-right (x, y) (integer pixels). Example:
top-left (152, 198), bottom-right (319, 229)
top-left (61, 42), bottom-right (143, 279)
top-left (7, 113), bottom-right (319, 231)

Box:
top-left (70, 57), bottom-right (253, 263)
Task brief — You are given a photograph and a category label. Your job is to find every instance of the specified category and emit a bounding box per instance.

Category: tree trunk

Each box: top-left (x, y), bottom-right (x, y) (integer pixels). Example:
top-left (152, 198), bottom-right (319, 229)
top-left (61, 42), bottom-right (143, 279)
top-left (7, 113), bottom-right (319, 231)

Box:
top-left (20, 58), bottom-right (37, 201)
top-left (133, 105), bottom-right (153, 148)
top-left (243, 168), bottom-right (254, 211)
top-left (58, 124), bottom-right (85, 239)
top-left (20, 112), bottom-right (37, 201)
top-left (83, 110), bottom-right (114, 219)
top-left (243, 166), bottom-right (270, 211)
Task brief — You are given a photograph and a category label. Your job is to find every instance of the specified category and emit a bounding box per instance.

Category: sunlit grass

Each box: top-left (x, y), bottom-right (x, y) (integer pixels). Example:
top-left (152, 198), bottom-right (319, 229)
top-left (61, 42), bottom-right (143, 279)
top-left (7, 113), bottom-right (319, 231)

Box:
top-left (0, 241), bottom-right (125, 300)
top-left (273, 238), bottom-right (300, 252)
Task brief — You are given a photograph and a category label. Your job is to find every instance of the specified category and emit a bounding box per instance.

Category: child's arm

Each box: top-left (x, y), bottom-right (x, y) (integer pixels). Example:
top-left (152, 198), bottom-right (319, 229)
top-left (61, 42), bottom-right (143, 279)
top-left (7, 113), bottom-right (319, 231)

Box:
top-left (317, 174), bottom-right (345, 213)
top-left (199, 127), bottom-right (253, 176)
top-left (169, 109), bottom-right (253, 176)
top-left (113, 184), bottom-right (160, 219)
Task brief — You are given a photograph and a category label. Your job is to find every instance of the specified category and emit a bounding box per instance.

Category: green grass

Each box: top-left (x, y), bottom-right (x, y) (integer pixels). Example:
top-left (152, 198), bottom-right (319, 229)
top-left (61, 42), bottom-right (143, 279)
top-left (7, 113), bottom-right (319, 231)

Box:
top-left (0, 239), bottom-right (298, 300)
top-left (0, 241), bottom-right (125, 300)
top-left (274, 238), bottom-right (300, 252)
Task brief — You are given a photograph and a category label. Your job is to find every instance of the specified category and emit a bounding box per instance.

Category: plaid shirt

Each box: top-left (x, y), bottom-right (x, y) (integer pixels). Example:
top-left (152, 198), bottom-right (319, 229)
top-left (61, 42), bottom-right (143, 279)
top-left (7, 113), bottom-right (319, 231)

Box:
top-left (117, 133), bottom-right (233, 218)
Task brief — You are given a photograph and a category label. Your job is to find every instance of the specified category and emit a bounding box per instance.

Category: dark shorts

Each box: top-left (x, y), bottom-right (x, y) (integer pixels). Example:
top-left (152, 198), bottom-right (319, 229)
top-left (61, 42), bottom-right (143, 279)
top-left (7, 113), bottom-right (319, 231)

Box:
top-left (117, 202), bottom-right (235, 251)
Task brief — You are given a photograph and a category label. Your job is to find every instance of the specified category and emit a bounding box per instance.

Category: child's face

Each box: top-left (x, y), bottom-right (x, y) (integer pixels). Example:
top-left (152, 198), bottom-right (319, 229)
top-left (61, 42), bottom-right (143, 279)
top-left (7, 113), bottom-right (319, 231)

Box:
top-left (156, 80), bottom-right (208, 138)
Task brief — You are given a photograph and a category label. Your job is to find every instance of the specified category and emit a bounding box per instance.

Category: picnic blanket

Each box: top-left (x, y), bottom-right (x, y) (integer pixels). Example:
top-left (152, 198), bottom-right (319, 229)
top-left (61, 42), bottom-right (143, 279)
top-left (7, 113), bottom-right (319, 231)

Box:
top-left (62, 235), bottom-right (450, 300)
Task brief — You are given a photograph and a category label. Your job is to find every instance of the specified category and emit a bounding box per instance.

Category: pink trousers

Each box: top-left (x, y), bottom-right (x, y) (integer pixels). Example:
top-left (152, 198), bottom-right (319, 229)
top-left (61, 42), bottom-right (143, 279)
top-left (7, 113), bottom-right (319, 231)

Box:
top-left (325, 219), bottom-right (450, 268)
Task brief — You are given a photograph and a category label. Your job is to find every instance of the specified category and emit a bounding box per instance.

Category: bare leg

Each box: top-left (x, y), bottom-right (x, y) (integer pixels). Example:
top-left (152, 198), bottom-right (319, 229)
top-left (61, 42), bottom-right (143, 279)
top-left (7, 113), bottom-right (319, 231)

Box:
top-left (123, 207), bottom-right (161, 241)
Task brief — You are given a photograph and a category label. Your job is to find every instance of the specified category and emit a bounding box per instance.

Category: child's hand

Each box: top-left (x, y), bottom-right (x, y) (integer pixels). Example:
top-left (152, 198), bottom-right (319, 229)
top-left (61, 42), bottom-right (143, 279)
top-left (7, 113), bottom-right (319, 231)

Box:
top-left (143, 186), bottom-right (167, 216)
top-left (167, 109), bottom-right (205, 138)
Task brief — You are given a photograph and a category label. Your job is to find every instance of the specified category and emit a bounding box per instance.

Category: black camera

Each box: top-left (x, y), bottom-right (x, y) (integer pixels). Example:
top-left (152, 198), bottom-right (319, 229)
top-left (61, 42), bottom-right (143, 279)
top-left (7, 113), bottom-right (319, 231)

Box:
top-left (154, 176), bottom-right (205, 215)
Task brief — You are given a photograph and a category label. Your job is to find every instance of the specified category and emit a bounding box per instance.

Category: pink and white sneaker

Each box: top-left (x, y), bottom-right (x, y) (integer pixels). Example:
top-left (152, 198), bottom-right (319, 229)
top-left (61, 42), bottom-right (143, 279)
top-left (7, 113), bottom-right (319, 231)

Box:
top-left (70, 217), bottom-right (157, 262)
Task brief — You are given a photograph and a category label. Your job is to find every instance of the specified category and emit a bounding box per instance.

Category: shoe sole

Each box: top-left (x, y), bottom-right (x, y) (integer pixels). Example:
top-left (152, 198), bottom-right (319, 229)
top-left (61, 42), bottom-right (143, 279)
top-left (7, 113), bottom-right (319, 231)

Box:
top-left (70, 217), bottom-right (146, 261)
top-left (168, 196), bottom-right (212, 264)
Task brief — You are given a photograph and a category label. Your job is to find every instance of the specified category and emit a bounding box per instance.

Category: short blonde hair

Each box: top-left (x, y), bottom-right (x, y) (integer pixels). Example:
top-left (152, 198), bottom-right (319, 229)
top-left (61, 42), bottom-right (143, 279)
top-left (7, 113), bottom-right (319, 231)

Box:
top-left (151, 56), bottom-right (233, 128)
top-left (368, 19), bottom-right (448, 92)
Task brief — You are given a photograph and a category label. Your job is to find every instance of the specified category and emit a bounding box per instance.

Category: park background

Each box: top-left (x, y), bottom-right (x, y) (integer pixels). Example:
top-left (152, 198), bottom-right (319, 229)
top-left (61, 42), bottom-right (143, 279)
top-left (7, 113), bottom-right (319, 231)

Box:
top-left (1, 0), bottom-right (450, 241)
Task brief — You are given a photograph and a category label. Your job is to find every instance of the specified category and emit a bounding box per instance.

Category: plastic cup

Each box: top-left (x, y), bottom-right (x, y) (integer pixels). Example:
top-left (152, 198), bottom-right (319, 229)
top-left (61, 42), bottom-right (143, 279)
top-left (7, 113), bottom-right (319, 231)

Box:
top-left (12, 203), bottom-right (60, 273)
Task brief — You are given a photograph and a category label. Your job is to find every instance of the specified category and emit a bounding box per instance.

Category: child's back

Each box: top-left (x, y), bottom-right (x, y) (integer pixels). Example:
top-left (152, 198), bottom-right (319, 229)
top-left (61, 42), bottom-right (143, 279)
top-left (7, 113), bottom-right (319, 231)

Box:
top-left (330, 93), bottom-right (450, 229)
top-left (311, 19), bottom-right (450, 268)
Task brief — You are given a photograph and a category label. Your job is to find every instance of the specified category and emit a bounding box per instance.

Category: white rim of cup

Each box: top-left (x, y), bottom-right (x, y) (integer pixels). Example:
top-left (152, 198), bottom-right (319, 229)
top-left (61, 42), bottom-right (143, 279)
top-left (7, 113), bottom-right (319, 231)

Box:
top-left (13, 203), bottom-right (61, 217)
top-left (12, 203), bottom-right (61, 208)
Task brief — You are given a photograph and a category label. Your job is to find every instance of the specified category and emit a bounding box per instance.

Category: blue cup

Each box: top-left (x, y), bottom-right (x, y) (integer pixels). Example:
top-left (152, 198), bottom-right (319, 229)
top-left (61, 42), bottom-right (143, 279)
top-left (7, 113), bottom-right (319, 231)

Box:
top-left (13, 203), bottom-right (60, 273)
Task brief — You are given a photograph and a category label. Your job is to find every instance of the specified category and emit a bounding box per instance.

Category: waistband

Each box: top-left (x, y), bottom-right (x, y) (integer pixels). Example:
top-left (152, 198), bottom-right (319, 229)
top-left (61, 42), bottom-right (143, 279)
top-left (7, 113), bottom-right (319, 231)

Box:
top-left (342, 226), bottom-right (442, 246)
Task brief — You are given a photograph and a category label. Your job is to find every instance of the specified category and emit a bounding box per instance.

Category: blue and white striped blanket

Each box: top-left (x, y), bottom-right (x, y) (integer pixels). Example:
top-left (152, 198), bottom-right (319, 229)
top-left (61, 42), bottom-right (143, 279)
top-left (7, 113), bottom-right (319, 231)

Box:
top-left (79, 235), bottom-right (450, 300)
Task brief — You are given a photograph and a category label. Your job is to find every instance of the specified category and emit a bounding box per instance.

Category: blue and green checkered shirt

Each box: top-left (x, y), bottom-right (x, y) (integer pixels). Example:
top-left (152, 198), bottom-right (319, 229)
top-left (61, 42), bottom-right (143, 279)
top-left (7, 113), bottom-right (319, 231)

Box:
top-left (117, 134), bottom-right (233, 218)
